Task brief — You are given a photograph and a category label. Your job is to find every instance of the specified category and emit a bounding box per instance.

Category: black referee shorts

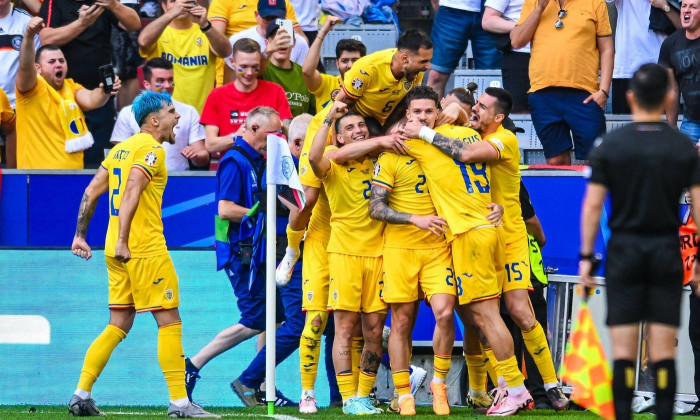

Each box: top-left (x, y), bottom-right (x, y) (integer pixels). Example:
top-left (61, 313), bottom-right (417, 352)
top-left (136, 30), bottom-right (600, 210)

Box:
top-left (605, 232), bottom-right (684, 327)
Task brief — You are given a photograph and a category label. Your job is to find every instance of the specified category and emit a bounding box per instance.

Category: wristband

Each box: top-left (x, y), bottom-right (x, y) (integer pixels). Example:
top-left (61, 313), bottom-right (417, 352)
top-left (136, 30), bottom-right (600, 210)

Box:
top-left (599, 89), bottom-right (609, 99)
top-left (579, 252), bottom-right (595, 261)
top-left (418, 126), bottom-right (437, 144)
top-left (200, 21), bottom-right (212, 32)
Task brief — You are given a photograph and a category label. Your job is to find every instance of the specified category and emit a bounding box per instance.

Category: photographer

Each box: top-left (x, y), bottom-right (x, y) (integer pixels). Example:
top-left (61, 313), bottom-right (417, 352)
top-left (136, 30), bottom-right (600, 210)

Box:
top-left (138, 0), bottom-right (231, 114)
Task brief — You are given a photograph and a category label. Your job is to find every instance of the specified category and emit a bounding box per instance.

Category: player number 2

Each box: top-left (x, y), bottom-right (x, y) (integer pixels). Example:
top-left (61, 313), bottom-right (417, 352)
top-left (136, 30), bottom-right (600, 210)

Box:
top-left (505, 262), bottom-right (523, 282)
top-left (362, 180), bottom-right (372, 199)
top-left (110, 167), bottom-right (122, 216)
top-left (415, 175), bottom-right (426, 193)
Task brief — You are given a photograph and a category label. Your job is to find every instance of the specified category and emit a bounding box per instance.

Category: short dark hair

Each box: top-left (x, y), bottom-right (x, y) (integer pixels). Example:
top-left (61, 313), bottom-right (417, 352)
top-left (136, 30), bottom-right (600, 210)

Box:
top-left (335, 39), bottom-right (366, 59)
top-left (334, 110), bottom-right (364, 136)
top-left (232, 38), bottom-right (262, 56)
top-left (630, 63), bottom-right (669, 111)
top-left (447, 83), bottom-right (478, 107)
top-left (35, 44), bottom-right (61, 63)
top-left (396, 29), bottom-right (433, 53)
top-left (143, 58), bottom-right (173, 81)
top-left (484, 87), bottom-right (513, 118)
top-left (405, 85), bottom-right (439, 108)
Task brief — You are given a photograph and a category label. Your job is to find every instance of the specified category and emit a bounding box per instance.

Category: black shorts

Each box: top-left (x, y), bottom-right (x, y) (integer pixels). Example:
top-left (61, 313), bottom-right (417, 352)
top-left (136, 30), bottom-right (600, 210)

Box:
top-left (605, 232), bottom-right (684, 327)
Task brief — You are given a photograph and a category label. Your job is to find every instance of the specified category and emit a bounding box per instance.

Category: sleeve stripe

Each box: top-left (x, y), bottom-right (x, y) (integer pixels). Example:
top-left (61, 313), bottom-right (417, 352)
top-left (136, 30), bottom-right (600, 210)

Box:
top-left (132, 164), bottom-right (153, 180)
top-left (371, 180), bottom-right (392, 191)
top-left (100, 164), bottom-right (108, 170)
top-left (341, 85), bottom-right (360, 101)
top-left (485, 140), bottom-right (502, 160)
top-left (209, 16), bottom-right (228, 22)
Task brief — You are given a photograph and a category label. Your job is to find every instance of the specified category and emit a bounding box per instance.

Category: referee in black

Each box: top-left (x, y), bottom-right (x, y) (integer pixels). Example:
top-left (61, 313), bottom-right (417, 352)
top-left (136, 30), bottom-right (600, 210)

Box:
top-left (579, 63), bottom-right (700, 420)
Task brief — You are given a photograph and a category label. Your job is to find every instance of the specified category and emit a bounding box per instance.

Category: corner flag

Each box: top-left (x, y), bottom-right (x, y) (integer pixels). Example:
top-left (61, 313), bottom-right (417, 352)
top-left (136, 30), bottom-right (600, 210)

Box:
top-left (266, 133), bottom-right (305, 210)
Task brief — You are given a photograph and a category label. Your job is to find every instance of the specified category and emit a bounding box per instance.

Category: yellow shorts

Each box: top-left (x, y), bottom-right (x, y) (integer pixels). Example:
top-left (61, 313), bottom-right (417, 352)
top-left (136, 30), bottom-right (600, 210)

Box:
top-left (327, 253), bottom-right (388, 313)
top-left (106, 253), bottom-right (180, 313)
top-left (302, 237), bottom-right (330, 312)
top-left (383, 246), bottom-right (456, 303)
top-left (451, 227), bottom-right (503, 305)
top-left (299, 149), bottom-right (323, 188)
top-left (499, 235), bottom-right (533, 293)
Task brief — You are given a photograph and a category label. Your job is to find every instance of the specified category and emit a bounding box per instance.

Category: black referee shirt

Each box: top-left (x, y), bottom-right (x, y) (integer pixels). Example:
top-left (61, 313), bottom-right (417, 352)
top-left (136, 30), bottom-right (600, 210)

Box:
top-left (587, 121), bottom-right (700, 235)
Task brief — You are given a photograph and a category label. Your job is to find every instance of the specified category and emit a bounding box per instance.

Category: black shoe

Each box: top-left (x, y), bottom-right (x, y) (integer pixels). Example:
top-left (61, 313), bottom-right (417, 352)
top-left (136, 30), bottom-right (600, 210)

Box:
top-left (686, 402), bottom-right (700, 416)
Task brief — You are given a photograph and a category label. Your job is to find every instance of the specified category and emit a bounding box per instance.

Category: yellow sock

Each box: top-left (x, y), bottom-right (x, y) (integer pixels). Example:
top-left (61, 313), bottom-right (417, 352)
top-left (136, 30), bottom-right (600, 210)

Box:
top-left (158, 321), bottom-right (187, 401)
top-left (496, 355), bottom-right (525, 390)
top-left (392, 369), bottom-right (411, 397)
top-left (336, 371), bottom-right (356, 402)
top-left (351, 337), bottom-right (364, 389)
top-left (433, 354), bottom-right (451, 382)
top-left (300, 311), bottom-right (329, 391)
top-left (482, 346), bottom-right (499, 387)
top-left (522, 322), bottom-right (558, 384)
top-left (465, 353), bottom-right (487, 392)
top-left (357, 370), bottom-right (377, 397)
top-left (286, 225), bottom-right (305, 251)
top-left (77, 324), bottom-right (126, 392)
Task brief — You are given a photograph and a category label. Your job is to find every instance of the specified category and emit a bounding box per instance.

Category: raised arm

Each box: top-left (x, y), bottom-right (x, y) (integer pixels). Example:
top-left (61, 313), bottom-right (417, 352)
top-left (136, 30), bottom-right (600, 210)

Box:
top-left (95, 0), bottom-right (141, 31)
top-left (114, 167), bottom-right (150, 263)
top-left (40, 4), bottom-right (104, 46)
top-left (189, 5), bottom-right (231, 58)
top-left (402, 118), bottom-right (498, 163)
top-left (72, 166), bottom-right (110, 260)
top-left (138, 0), bottom-right (189, 50)
top-left (16, 17), bottom-right (43, 94)
top-left (510, 0), bottom-right (549, 50)
top-left (369, 184), bottom-right (447, 235)
top-left (309, 103), bottom-right (344, 178)
top-left (302, 16), bottom-right (340, 93)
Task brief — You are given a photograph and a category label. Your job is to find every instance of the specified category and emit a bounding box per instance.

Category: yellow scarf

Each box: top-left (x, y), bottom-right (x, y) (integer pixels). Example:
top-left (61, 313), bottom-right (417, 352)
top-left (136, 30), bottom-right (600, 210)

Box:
top-left (40, 75), bottom-right (94, 153)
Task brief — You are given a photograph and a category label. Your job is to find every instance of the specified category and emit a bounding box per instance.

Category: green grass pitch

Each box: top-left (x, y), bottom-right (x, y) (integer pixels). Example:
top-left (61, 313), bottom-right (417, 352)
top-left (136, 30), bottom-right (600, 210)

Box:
top-left (2, 405), bottom-right (695, 419)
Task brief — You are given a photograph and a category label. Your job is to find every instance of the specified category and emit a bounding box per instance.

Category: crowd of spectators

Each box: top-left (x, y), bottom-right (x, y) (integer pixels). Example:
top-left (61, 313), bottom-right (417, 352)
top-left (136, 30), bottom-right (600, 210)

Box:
top-left (0, 0), bottom-right (694, 168)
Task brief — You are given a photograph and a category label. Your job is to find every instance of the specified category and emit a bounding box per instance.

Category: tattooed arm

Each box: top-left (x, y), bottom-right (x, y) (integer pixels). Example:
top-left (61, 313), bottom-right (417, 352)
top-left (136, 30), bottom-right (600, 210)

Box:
top-left (369, 185), bottom-right (447, 236)
top-left (402, 118), bottom-right (498, 163)
top-left (72, 167), bottom-right (109, 260)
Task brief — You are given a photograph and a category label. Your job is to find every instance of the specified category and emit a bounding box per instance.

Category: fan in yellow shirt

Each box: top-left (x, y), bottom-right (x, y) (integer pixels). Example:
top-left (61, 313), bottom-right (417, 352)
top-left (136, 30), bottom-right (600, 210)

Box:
top-left (0, 88), bottom-right (16, 166)
top-left (442, 87), bottom-right (568, 410)
top-left (401, 85), bottom-right (534, 416)
top-left (138, 0), bottom-right (232, 113)
top-left (68, 91), bottom-right (218, 418)
top-left (369, 150), bottom-right (457, 415)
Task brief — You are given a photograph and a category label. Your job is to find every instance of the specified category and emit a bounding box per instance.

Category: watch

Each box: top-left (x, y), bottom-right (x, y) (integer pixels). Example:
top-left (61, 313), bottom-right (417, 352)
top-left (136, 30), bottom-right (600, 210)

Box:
top-left (663, 2), bottom-right (671, 12)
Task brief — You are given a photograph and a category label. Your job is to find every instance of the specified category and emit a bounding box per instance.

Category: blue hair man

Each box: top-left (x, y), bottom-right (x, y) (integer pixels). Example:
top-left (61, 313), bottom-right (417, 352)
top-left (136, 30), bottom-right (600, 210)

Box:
top-left (132, 90), bottom-right (173, 127)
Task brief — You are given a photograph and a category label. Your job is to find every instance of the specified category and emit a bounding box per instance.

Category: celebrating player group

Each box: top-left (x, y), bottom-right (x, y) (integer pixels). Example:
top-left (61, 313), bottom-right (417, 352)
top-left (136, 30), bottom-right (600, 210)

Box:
top-left (274, 29), bottom-right (569, 417)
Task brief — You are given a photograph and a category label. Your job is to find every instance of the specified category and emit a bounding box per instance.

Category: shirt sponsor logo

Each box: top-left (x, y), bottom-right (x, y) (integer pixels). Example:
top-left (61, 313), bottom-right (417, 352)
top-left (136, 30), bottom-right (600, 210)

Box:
top-left (230, 110), bottom-right (247, 125)
top-left (403, 79), bottom-right (412, 91)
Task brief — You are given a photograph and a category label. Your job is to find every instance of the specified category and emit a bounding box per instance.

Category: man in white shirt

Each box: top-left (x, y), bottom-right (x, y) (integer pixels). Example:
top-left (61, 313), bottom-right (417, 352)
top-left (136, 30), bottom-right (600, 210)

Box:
top-left (224, 0), bottom-right (308, 84)
top-left (0, 0), bottom-right (40, 108)
top-left (111, 58), bottom-right (209, 170)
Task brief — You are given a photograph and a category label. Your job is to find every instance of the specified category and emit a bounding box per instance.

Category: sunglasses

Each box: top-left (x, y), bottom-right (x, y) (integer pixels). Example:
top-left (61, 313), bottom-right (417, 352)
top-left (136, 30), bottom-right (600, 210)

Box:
top-left (555, 9), bottom-right (567, 29)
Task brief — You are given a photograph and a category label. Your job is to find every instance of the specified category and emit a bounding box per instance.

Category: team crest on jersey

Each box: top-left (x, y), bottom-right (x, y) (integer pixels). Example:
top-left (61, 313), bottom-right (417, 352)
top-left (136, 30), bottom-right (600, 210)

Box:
top-left (306, 291), bottom-right (314, 302)
top-left (351, 77), bottom-right (363, 90)
top-left (332, 290), bottom-right (338, 301)
top-left (403, 79), bottom-right (412, 91)
top-left (145, 151), bottom-right (158, 166)
top-left (165, 289), bottom-right (174, 300)
top-left (300, 165), bottom-right (307, 176)
top-left (373, 163), bottom-right (381, 177)
top-left (12, 35), bottom-right (22, 51)
top-left (330, 89), bottom-right (340, 100)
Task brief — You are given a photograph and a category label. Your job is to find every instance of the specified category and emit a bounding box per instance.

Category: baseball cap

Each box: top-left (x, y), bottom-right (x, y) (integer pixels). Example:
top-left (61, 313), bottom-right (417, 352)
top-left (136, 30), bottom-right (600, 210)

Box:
top-left (257, 0), bottom-right (286, 18)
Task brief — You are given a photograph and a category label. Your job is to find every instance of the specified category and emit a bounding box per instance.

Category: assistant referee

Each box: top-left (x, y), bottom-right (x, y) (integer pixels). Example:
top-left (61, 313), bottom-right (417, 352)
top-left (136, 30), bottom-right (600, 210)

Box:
top-left (579, 63), bottom-right (700, 420)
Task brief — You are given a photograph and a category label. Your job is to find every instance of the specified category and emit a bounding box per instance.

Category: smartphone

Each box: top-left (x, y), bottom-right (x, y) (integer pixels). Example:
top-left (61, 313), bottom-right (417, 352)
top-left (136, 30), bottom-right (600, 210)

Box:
top-left (276, 18), bottom-right (294, 47)
top-left (98, 64), bottom-right (115, 94)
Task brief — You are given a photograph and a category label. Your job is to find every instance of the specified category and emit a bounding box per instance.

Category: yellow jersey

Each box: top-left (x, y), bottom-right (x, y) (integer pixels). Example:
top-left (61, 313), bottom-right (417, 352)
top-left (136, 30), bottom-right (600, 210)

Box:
top-left (0, 88), bottom-right (15, 126)
top-left (140, 25), bottom-right (216, 113)
top-left (372, 152), bottom-right (447, 249)
top-left (323, 146), bottom-right (384, 256)
top-left (341, 48), bottom-right (424, 125)
top-left (483, 125), bottom-right (526, 244)
top-left (102, 133), bottom-right (168, 258)
top-left (311, 73), bottom-right (342, 114)
top-left (15, 77), bottom-right (84, 169)
top-left (406, 124), bottom-right (491, 235)
top-left (208, 0), bottom-right (298, 86)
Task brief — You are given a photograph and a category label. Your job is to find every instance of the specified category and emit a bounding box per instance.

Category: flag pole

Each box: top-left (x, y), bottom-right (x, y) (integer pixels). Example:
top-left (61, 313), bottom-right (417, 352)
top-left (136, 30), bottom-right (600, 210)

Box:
top-left (265, 137), bottom-right (277, 416)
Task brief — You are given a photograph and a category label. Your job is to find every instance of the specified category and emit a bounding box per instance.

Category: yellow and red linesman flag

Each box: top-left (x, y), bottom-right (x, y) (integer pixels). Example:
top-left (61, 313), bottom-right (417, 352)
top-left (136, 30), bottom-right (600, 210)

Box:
top-left (560, 296), bottom-right (615, 419)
